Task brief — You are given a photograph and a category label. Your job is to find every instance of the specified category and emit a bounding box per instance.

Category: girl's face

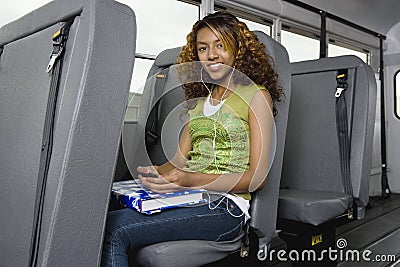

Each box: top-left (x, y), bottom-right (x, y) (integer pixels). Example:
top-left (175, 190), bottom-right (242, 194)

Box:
top-left (196, 26), bottom-right (235, 82)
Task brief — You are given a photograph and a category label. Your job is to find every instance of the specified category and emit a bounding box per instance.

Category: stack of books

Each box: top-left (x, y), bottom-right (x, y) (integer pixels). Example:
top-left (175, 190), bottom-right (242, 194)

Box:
top-left (112, 180), bottom-right (207, 215)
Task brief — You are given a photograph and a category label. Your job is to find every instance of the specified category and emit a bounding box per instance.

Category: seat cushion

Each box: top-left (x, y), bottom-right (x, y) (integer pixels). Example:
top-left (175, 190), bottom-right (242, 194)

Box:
top-left (278, 189), bottom-right (352, 226)
top-left (136, 233), bottom-right (243, 267)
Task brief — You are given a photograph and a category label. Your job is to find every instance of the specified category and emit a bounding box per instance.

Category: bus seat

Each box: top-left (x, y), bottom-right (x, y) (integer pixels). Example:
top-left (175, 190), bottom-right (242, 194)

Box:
top-left (0, 0), bottom-right (136, 266)
top-left (277, 56), bottom-right (377, 262)
top-left (132, 31), bottom-right (291, 267)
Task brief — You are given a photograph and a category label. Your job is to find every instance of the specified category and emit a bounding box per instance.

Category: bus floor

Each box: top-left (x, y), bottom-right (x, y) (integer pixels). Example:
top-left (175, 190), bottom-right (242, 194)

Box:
top-left (205, 194), bottom-right (400, 267)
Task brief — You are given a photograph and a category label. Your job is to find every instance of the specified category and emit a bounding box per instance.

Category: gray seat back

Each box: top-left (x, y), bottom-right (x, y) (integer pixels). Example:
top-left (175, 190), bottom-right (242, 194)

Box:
top-left (0, 0), bottom-right (136, 266)
top-left (281, 56), bottom-right (377, 215)
top-left (249, 31), bottom-right (291, 256)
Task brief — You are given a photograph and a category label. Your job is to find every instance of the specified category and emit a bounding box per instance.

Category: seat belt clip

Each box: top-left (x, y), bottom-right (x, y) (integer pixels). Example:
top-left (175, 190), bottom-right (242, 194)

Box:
top-left (46, 53), bottom-right (60, 73)
top-left (335, 87), bottom-right (345, 98)
top-left (335, 71), bottom-right (348, 98)
top-left (46, 22), bottom-right (71, 73)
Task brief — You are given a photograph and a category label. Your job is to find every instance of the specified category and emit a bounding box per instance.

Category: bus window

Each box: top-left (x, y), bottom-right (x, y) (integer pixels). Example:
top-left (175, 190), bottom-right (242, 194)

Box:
top-left (396, 71), bottom-right (400, 119)
top-left (116, 0), bottom-right (199, 122)
top-left (117, 0), bottom-right (199, 93)
top-left (281, 30), bottom-right (319, 62)
top-left (328, 43), bottom-right (368, 63)
top-left (0, 0), bottom-right (51, 27)
top-left (130, 57), bottom-right (154, 94)
top-left (117, 0), bottom-right (199, 56)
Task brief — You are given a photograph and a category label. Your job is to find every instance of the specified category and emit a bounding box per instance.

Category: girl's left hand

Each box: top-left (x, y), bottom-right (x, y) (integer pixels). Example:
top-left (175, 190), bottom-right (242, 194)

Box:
top-left (139, 168), bottom-right (191, 193)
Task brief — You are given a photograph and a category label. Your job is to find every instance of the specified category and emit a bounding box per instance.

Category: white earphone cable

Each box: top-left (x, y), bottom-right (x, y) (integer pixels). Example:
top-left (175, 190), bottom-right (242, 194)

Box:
top-left (200, 65), bottom-right (243, 218)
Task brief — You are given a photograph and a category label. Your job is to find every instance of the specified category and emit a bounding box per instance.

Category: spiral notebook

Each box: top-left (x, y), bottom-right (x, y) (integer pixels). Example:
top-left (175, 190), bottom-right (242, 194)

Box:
top-left (112, 180), bottom-right (207, 215)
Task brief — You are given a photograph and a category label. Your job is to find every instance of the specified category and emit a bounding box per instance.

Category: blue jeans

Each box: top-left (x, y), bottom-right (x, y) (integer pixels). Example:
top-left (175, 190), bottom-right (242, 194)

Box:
top-left (101, 198), bottom-right (245, 267)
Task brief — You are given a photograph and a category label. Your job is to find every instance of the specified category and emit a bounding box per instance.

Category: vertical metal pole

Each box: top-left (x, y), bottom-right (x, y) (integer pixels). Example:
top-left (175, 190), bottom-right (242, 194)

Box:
top-left (200, 0), bottom-right (214, 19)
top-left (273, 18), bottom-right (282, 43)
top-left (320, 11), bottom-right (327, 58)
top-left (379, 36), bottom-right (391, 198)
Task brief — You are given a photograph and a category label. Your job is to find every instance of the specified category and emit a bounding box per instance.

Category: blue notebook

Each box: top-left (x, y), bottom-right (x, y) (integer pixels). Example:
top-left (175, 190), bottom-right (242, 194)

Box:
top-left (112, 180), bottom-right (207, 215)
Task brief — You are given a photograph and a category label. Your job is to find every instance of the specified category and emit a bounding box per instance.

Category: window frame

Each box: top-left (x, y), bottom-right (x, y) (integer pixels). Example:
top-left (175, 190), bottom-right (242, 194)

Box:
top-left (395, 70), bottom-right (400, 120)
top-left (214, 4), bottom-right (273, 35)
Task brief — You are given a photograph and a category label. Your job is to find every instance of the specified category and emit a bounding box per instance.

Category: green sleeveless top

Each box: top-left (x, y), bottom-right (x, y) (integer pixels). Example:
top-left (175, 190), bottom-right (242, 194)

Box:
top-left (185, 84), bottom-right (266, 200)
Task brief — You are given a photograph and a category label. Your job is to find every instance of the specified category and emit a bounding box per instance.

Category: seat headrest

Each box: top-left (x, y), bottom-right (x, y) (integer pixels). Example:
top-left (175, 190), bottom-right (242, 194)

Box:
top-left (154, 47), bottom-right (182, 68)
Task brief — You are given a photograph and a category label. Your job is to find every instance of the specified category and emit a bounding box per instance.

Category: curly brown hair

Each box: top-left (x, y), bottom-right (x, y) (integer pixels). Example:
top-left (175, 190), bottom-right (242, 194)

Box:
top-left (176, 11), bottom-right (283, 115)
